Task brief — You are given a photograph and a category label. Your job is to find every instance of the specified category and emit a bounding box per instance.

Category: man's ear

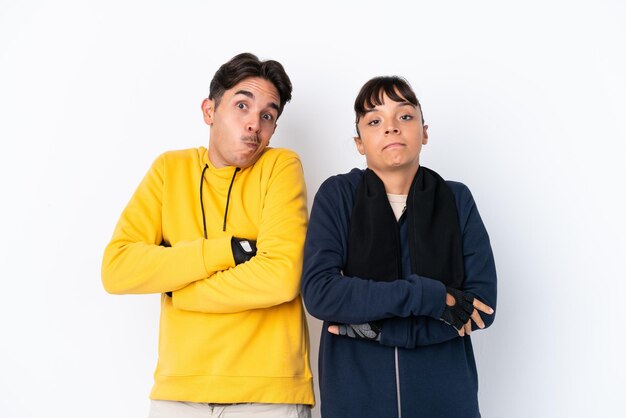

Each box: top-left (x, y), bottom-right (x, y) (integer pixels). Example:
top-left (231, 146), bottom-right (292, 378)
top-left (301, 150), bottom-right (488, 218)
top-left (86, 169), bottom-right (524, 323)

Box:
top-left (201, 98), bottom-right (215, 126)
top-left (354, 136), bottom-right (366, 155)
top-left (422, 124), bottom-right (429, 145)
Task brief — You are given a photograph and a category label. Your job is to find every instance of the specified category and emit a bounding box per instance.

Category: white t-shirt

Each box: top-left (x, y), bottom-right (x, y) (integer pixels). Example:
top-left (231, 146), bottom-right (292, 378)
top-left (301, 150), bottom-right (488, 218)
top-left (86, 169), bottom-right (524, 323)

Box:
top-left (387, 193), bottom-right (408, 221)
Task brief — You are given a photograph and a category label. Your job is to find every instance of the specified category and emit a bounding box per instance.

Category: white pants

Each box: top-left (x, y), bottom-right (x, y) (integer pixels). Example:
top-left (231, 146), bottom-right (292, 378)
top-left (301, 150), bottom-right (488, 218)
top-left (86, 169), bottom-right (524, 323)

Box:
top-left (148, 400), bottom-right (311, 418)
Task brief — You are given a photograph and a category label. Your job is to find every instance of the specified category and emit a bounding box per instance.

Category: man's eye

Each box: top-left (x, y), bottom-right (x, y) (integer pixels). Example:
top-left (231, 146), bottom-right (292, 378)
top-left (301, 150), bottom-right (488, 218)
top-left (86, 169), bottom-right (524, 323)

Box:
top-left (262, 114), bottom-right (274, 121)
top-left (237, 103), bottom-right (247, 110)
top-left (367, 120), bottom-right (380, 126)
top-left (400, 115), bottom-right (413, 121)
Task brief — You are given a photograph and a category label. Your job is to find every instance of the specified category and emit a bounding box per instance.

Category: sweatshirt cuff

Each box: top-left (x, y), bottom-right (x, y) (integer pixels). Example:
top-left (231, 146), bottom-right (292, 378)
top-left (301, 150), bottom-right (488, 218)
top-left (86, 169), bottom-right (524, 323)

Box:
top-left (417, 275), bottom-right (447, 318)
top-left (380, 317), bottom-right (411, 347)
top-left (202, 235), bottom-right (236, 275)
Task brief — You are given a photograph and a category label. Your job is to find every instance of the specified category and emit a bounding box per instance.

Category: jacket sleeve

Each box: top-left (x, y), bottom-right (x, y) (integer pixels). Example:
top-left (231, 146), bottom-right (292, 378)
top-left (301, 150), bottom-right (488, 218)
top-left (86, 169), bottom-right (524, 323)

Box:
top-left (171, 156), bottom-right (308, 313)
top-left (101, 154), bottom-right (235, 295)
top-left (301, 178), bottom-right (447, 325)
top-left (378, 183), bottom-right (498, 348)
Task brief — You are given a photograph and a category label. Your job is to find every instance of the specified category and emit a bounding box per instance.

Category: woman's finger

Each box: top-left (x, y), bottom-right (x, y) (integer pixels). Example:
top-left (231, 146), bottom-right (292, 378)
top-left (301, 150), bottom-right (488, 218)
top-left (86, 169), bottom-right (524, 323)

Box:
top-left (473, 299), bottom-right (494, 315)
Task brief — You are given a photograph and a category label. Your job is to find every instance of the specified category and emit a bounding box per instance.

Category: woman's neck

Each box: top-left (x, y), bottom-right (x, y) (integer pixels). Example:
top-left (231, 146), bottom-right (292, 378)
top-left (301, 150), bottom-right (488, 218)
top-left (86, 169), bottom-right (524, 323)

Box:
top-left (370, 164), bottom-right (419, 195)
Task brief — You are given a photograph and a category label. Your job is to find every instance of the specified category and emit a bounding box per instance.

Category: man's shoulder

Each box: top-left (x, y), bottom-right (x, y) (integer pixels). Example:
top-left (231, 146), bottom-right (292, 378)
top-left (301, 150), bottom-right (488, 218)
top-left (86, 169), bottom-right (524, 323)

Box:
top-left (142, 148), bottom-right (202, 176)
top-left (150, 148), bottom-right (203, 169)
top-left (256, 147), bottom-right (301, 166)
top-left (158, 147), bottom-right (202, 161)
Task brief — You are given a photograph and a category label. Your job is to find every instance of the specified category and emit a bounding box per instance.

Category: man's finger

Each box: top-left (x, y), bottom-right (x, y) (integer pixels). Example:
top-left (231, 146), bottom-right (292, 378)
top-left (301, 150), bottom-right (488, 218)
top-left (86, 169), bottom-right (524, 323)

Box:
top-left (471, 309), bottom-right (485, 329)
top-left (328, 325), bottom-right (339, 335)
top-left (473, 299), bottom-right (494, 314)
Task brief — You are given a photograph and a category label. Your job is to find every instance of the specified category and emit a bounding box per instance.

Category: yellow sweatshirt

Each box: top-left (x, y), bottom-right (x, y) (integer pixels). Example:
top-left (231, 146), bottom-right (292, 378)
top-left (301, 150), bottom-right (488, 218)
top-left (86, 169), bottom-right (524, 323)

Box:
top-left (102, 147), bottom-right (314, 405)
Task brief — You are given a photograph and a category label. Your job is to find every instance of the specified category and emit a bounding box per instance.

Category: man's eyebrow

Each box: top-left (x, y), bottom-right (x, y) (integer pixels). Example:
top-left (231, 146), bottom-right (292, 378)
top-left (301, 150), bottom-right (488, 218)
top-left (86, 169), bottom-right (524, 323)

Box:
top-left (234, 90), bottom-right (254, 99)
top-left (234, 90), bottom-right (279, 112)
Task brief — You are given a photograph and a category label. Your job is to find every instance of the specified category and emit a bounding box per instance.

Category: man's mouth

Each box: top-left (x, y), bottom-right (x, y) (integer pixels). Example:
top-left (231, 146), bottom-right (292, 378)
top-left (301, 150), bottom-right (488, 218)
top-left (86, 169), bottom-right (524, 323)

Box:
top-left (242, 135), bottom-right (260, 144)
top-left (242, 135), bottom-right (260, 149)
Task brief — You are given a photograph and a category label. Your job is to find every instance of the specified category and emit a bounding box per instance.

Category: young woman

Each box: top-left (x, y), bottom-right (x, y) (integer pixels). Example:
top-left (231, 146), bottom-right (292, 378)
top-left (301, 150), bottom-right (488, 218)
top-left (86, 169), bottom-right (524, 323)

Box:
top-left (302, 76), bottom-right (497, 418)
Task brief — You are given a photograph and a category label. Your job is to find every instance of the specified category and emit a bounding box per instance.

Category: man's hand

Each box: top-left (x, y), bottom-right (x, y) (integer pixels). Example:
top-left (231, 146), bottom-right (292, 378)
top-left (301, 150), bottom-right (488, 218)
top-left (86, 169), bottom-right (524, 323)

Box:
top-left (231, 237), bottom-right (257, 265)
top-left (328, 322), bottom-right (381, 341)
top-left (443, 287), bottom-right (494, 337)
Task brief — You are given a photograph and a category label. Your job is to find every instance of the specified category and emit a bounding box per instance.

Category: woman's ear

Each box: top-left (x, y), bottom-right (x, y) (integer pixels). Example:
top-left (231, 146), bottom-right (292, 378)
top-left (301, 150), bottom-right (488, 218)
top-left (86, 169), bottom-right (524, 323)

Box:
top-left (354, 136), bottom-right (366, 155)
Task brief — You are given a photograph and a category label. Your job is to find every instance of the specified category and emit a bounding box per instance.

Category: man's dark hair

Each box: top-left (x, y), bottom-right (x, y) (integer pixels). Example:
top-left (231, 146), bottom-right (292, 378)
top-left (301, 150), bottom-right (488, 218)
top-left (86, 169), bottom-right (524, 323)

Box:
top-left (209, 52), bottom-right (292, 118)
top-left (354, 76), bottom-right (424, 137)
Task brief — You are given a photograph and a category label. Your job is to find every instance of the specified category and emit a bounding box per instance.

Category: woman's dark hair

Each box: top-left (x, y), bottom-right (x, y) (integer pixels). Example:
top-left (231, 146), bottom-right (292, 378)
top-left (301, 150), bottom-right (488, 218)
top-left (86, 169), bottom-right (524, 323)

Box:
top-left (209, 52), bottom-right (292, 117)
top-left (354, 76), bottom-right (424, 136)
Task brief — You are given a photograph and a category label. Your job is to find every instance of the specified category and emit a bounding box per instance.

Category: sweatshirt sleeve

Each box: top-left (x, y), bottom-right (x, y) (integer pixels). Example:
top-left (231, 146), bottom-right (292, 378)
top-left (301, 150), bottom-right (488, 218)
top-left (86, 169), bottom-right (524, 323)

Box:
top-left (378, 183), bottom-right (498, 348)
top-left (101, 154), bottom-right (235, 295)
top-left (457, 183), bottom-right (497, 329)
top-left (171, 155), bottom-right (308, 313)
top-left (301, 177), bottom-right (447, 325)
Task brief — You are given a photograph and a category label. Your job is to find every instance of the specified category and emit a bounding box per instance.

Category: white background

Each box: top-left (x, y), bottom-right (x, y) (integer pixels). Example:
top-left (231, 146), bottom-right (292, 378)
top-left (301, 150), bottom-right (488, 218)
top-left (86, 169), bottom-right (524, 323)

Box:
top-left (1, 1), bottom-right (625, 417)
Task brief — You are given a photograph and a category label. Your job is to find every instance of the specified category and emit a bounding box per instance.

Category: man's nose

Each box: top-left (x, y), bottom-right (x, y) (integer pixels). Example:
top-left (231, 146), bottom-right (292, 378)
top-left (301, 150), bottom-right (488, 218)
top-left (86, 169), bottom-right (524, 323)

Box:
top-left (246, 115), bottom-right (261, 133)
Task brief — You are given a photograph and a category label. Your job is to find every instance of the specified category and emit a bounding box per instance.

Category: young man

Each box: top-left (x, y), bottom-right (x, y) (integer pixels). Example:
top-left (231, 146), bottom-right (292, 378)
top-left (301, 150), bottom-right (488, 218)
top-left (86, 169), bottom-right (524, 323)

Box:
top-left (301, 76), bottom-right (497, 418)
top-left (102, 53), bottom-right (313, 418)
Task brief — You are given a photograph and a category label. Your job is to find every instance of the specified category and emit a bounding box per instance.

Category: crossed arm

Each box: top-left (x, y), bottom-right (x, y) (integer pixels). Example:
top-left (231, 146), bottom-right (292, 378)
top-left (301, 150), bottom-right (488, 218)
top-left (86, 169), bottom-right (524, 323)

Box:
top-left (328, 294), bottom-right (493, 339)
top-left (102, 153), bottom-right (308, 313)
top-left (301, 179), bottom-right (497, 348)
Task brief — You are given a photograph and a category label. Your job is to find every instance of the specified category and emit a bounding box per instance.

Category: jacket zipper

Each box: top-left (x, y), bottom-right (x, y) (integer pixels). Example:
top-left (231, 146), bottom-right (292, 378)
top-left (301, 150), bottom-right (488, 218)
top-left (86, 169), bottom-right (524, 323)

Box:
top-left (395, 346), bottom-right (402, 418)
top-left (395, 213), bottom-right (405, 418)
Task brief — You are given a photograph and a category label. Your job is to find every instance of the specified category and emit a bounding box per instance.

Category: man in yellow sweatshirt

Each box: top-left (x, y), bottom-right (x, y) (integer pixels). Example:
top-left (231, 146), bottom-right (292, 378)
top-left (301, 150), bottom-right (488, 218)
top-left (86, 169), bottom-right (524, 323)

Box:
top-left (102, 53), bottom-right (313, 418)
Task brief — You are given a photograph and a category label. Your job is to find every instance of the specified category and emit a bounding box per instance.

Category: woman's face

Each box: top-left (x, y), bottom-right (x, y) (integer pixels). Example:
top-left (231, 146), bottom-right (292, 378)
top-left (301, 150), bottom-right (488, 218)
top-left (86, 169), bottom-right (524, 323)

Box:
top-left (354, 92), bottom-right (428, 175)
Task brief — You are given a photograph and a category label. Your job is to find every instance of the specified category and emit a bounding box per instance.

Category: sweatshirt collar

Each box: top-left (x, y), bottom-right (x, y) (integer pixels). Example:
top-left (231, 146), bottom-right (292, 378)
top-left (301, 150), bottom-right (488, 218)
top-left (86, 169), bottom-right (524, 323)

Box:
top-left (198, 146), bottom-right (271, 179)
top-left (198, 147), bottom-right (242, 179)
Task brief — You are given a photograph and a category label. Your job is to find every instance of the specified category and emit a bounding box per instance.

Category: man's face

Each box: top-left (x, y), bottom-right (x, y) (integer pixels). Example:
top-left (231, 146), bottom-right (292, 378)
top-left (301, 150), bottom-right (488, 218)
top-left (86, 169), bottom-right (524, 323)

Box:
top-left (354, 92), bottom-right (428, 174)
top-left (202, 77), bottom-right (280, 168)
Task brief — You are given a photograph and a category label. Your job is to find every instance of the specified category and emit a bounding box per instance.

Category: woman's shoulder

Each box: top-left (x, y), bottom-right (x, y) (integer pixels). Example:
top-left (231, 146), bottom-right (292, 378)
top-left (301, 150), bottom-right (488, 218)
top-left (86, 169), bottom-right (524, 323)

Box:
top-left (445, 180), bottom-right (470, 196)
top-left (316, 168), bottom-right (363, 195)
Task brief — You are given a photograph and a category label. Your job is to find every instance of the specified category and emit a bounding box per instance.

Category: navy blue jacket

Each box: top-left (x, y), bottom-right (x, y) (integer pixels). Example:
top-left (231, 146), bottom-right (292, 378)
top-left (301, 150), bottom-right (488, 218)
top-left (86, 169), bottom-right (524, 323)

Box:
top-left (302, 168), bottom-right (497, 418)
